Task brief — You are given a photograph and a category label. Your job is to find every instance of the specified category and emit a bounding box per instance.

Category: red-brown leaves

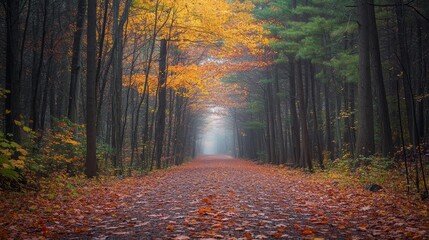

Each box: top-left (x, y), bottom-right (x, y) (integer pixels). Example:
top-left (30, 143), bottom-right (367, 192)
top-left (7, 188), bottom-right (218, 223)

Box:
top-left (1, 156), bottom-right (428, 239)
top-left (166, 225), bottom-right (175, 231)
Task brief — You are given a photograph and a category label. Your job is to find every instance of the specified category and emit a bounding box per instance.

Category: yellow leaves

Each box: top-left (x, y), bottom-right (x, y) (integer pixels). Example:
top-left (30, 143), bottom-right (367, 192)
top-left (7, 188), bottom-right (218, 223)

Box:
top-left (23, 126), bottom-right (32, 133)
top-left (169, 64), bottom-right (205, 96)
top-left (10, 159), bottom-right (25, 169)
top-left (63, 138), bottom-right (80, 146)
top-left (119, 0), bottom-right (269, 114)
top-left (122, 72), bottom-right (158, 95)
top-left (128, 0), bottom-right (266, 53)
top-left (14, 120), bottom-right (23, 126)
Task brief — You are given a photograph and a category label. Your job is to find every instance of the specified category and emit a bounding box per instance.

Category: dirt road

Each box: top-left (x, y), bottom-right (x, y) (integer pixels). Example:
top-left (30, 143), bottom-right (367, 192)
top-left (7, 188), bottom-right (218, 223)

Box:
top-left (53, 155), bottom-right (428, 239)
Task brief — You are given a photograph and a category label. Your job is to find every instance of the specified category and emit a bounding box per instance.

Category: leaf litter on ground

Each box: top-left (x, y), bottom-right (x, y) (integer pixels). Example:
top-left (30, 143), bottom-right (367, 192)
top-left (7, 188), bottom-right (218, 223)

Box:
top-left (1, 155), bottom-right (428, 239)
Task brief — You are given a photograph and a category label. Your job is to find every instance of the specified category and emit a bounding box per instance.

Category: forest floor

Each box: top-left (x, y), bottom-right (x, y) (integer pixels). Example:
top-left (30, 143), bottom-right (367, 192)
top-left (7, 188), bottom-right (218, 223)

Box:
top-left (1, 155), bottom-right (429, 239)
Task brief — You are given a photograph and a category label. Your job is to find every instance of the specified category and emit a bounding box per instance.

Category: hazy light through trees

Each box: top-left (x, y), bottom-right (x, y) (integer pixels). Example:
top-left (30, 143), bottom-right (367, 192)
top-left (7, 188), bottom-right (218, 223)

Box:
top-left (199, 108), bottom-right (234, 156)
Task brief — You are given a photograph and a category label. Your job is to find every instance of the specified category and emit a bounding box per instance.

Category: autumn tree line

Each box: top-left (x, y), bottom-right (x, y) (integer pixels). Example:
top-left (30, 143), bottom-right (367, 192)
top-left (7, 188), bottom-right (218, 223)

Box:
top-left (1, 0), bottom-right (428, 196)
top-left (1, 0), bottom-right (264, 184)
top-left (229, 0), bottom-right (428, 194)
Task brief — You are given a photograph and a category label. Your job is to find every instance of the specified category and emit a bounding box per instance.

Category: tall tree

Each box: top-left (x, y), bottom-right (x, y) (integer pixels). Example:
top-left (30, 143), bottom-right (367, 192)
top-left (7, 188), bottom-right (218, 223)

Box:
top-left (394, 0), bottom-right (418, 145)
top-left (289, 57), bottom-right (301, 165)
top-left (111, 0), bottom-right (131, 171)
top-left (30, 0), bottom-right (49, 131)
top-left (68, 0), bottom-right (86, 122)
top-left (355, 0), bottom-right (375, 156)
top-left (154, 39), bottom-right (168, 169)
top-left (367, 0), bottom-right (393, 157)
top-left (85, 0), bottom-right (98, 178)
top-left (5, 0), bottom-right (22, 143)
top-left (296, 60), bottom-right (312, 170)
top-left (111, 0), bottom-right (123, 170)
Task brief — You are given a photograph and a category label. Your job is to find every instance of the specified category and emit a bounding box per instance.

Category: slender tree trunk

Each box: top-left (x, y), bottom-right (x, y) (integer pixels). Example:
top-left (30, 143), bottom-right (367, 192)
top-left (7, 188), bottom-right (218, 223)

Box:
top-left (296, 60), bottom-right (312, 171)
top-left (395, 0), bottom-right (417, 146)
top-left (368, 0), bottom-right (393, 156)
top-left (265, 83), bottom-right (275, 164)
top-left (173, 94), bottom-right (183, 165)
top-left (110, 0), bottom-right (131, 171)
top-left (324, 81), bottom-right (334, 160)
top-left (154, 39), bottom-right (168, 169)
top-left (141, 92), bottom-right (151, 169)
top-left (94, 0), bottom-right (109, 134)
top-left (68, 0), bottom-right (86, 122)
top-left (5, 0), bottom-right (22, 143)
top-left (96, 0), bottom-right (110, 87)
top-left (310, 64), bottom-right (323, 168)
top-left (31, 0), bottom-right (49, 131)
top-left (166, 89), bottom-right (175, 159)
top-left (335, 93), bottom-right (342, 157)
top-left (18, 0), bottom-right (31, 87)
top-left (415, 17), bottom-right (424, 141)
top-left (86, 0), bottom-right (98, 178)
top-left (288, 57), bottom-right (300, 165)
top-left (274, 65), bottom-right (286, 164)
top-left (41, 42), bottom-right (54, 131)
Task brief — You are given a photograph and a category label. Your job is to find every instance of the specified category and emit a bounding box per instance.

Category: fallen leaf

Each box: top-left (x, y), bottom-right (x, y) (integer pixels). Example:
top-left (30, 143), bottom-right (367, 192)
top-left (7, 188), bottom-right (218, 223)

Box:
top-left (174, 236), bottom-right (190, 240)
top-left (271, 232), bottom-right (283, 238)
top-left (211, 223), bottom-right (222, 229)
top-left (166, 225), bottom-right (175, 231)
top-left (73, 228), bottom-right (89, 233)
top-left (243, 232), bottom-right (252, 240)
top-left (302, 228), bottom-right (315, 235)
top-left (337, 225), bottom-right (346, 230)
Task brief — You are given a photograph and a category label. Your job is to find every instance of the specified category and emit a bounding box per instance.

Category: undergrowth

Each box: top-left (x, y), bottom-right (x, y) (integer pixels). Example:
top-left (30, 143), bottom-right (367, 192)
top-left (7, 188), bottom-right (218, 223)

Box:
top-left (320, 155), bottom-right (428, 198)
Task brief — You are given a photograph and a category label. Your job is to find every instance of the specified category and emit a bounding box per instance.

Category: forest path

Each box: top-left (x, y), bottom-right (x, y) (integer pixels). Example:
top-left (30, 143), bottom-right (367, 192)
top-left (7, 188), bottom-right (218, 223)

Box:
top-left (56, 155), bottom-right (428, 239)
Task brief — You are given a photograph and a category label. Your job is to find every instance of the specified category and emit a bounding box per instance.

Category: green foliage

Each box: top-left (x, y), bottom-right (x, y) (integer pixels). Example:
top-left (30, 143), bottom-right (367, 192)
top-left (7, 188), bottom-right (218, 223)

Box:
top-left (327, 51), bottom-right (358, 83)
top-left (326, 155), bottom-right (402, 191)
top-left (245, 100), bottom-right (264, 113)
top-left (221, 74), bottom-right (241, 84)
top-left (257, 151), bottom-right (268, 161)
top-left (258, 78), bottom-right (273, 84)
top-left (0, 129), bottom-right (28, 181)
top-left (0, 88), bottom-right (10, 99)
top-left (254, 0), bottom-right (357, 87)
top-left (95, 141), bottom-right (114, 174)
top-left (243, 120), bottom-right (265, 130)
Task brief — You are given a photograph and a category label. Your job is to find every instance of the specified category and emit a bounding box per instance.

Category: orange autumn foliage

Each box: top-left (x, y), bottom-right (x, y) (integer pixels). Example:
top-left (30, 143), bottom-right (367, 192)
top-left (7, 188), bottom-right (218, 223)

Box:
top-left (121, 0), bottom-right (269, 112)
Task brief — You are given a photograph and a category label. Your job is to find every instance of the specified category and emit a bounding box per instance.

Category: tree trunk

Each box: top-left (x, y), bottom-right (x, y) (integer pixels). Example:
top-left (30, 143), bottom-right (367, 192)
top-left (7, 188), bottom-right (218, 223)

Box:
top-left (310, 63), bottom-right (323, 168)
top-left (68, 0), bottom-right (86, 122)
top-left (288, 57), bottom-right (300, 165)
top-left (274, 65), bottom-right (286, 164)
top-left (31, 0), bottom-right (49, 131)
top-left (154, 39), bottom-right (168, 169)
top-left (368, 0), bottom-right (393, 156)
top-left (395, 0), bottom-right (418, 146)
top-left (85, 0), bottom-right (98, 178)
top-left (5, 0), bottom-right (22, 143)
top-left (296, 60), bottom-right (312, 171)
top-left (355, 0), bottom-right (375, 156)
top-left (324, 81), bottom-right (334, 159)
top-left (111, 0), bottom-right (125, 171)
